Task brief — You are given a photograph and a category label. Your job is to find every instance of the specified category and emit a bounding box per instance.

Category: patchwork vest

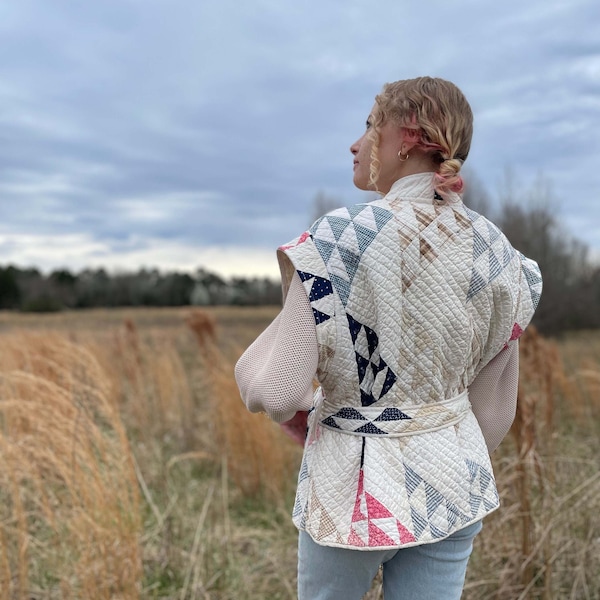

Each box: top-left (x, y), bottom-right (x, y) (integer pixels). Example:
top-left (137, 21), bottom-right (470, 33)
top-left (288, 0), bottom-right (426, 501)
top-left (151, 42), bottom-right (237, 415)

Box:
top-left (277, 174), bottom-right (542, 550)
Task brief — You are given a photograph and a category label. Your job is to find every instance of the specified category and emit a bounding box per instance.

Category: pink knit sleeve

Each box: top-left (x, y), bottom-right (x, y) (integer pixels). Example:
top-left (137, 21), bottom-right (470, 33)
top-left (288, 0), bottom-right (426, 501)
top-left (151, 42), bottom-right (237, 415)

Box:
top-left (234, 271), bottom-right (318, 423)
top-left (469, 342), bottom-right (520, 453)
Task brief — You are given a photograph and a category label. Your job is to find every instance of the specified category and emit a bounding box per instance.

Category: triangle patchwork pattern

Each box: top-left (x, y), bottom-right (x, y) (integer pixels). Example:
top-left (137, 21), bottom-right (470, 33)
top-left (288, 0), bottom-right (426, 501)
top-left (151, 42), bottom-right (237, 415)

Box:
top-left (310, 204), bottom-right (393, 307)
top-left (346, 313), bottom-right (397, 407)
top-left (518, 252), bottom-right (543, 309)
top-left (404, 464), bottom-right (473, 541)
top-left (465, 459), bottom-right (499, 517)
top-left (348, 470), bottom-right (416, 547)
top-left (467, 216), bottom-right (515, 301)
top-left (297, 270), bottom-right (334, 325)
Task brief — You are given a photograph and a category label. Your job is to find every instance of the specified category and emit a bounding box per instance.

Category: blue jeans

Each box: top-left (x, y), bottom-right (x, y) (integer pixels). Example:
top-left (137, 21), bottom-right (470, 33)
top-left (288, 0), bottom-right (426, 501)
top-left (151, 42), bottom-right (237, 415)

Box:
top-left (297, 520), bottom-right (482, 599)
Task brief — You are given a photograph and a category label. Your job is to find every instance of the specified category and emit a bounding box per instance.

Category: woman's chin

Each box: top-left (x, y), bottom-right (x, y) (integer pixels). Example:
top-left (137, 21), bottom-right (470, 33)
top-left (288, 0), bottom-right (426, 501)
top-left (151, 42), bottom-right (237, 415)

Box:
top-left (352, 175), bottom-right (370, 191)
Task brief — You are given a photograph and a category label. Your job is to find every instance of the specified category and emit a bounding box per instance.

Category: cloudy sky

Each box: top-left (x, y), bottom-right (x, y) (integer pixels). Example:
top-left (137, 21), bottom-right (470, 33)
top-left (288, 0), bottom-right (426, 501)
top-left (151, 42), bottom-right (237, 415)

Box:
top-left (1, 0), bottom-right (599, 279)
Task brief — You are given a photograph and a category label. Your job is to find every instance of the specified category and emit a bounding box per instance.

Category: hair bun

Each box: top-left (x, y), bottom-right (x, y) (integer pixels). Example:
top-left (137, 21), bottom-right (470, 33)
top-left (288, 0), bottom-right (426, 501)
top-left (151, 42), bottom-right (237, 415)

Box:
top-left (434, 158), bottom-right (464, 195)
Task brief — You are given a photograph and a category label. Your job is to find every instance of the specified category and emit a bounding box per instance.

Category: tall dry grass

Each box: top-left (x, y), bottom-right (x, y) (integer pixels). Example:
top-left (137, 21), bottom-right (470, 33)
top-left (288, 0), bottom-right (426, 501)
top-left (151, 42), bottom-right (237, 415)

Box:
top-left (464, 327), bottom-right (600, 600)
top-left (0, 332), bottom-right (141, 599)
top-left (1, 307), bottom-right (598, 598)
top-left (186, 310), bottom-right (301, 501)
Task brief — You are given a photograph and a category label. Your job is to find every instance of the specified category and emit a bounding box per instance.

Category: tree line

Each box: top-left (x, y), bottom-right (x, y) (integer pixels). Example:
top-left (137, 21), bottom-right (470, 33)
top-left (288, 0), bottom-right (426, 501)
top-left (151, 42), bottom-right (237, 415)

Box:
top-left (0, 171), bottom-right (598, 336)
top-left (0, 266), bottom-right (281, 312)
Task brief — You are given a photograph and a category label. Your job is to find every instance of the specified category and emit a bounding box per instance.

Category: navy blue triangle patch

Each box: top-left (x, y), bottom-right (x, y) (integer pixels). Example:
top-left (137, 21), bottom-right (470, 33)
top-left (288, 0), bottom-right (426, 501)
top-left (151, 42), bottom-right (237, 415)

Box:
top-left (333, 407), bottom-right (366, 420)
top-left (356, 352), bottom-right (369, 383)
top-left (308, 275), bottom-right (333, 302)
top-left (321, 416), bottom-right (341, 429)
top-left (296, 270), bottom-right (315, 283)
top-left (374, 407), bottom-right (410, 422)
top-left (354, 422), bottom-right (387, 435)
top-left (312, 308), bottom-right (331, 325)
top-left (347, 313), bottom-right (362, 343)
top-left (364, 325), bottom-right (379, 357)
top-left (360, 390), bottom-right (376, 406)
top-left (379, 368), bottom-right (397, 398)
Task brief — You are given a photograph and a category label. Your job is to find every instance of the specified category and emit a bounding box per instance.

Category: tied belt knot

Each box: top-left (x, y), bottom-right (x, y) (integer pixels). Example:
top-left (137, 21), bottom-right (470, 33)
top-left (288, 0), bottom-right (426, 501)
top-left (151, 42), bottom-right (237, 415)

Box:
top-left (316, 390), bottom-right (471, 437)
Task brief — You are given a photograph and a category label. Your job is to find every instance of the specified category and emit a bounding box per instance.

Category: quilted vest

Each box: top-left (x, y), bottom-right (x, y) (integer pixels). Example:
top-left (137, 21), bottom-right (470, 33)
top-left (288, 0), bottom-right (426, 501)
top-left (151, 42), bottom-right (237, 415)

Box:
top-left (277, 173), bottom-right (542, 550)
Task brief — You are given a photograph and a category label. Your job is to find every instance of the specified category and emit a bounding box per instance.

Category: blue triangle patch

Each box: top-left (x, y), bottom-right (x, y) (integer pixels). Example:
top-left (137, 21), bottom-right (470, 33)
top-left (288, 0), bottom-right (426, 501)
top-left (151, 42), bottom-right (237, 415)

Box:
top-left (330, 273), bottom-right (351, 306)
top-left (353, 222), bottom-right (378, 254)
top-left (467, 269), bottom-right (487, 300)
top-left (364, 324), bottom-right (379, 357)
top-left (360, 390), bottom-right (376, 406)
top-left (325, 215), bottom-right (352, 241)
top-left (405, 465), bottom-right (423, 497)
top-left (472, 229), bottom-right (489, 260)
top-left (347, 203), bottom-right (369, 220)
top-left (338, 246), bottom-right (361, 281)
top-left (321, 416), bottom-right (341, 429)
top-left (371, 206), bottom-right (393, 231)
top-left (410, 506), bottom-right (427, 539)
top-left (313, 238), bottom-right (337, 264)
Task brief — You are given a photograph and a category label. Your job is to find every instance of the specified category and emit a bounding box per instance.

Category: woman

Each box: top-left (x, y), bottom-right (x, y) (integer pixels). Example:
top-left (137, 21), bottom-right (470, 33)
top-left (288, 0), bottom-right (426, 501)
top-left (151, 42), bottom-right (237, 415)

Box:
top-left (235, 77), bottom-right (542, 599)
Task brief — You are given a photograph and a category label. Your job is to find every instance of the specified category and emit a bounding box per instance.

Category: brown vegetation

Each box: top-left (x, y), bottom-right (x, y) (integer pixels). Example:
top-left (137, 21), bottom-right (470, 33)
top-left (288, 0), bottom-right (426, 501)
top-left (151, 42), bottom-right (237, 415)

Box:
top-left (0, 332), bottom-right (141, 599)
top-left (0, 307), bottom-right (598, 598)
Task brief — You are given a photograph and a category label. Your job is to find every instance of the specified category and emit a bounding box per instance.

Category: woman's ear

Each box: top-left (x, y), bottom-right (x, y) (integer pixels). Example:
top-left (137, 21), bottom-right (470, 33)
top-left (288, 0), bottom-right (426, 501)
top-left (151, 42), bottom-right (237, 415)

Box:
top-left (400, 126), bottom-right (421, 147)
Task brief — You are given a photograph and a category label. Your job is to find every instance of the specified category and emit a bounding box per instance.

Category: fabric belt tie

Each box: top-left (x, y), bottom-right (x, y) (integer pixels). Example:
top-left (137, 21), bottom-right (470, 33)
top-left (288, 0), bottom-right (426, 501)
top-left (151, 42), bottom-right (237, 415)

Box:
top-left (317, 390), bottom-right (471, 437)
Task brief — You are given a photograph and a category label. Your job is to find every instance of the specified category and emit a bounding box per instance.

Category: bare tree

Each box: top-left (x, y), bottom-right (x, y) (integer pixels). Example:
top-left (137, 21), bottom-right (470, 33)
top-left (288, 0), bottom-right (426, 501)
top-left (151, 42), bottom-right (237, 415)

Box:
top-left (310, 191), bottom-right (344, 224)
top-left (462, 168), bottom-right (493, 218)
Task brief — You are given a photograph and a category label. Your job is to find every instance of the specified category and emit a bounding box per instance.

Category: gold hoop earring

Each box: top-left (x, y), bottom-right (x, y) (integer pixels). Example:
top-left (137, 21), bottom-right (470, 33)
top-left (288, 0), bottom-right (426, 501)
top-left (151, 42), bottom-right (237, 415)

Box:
top-left (397, 150), bottom-right (409, 162)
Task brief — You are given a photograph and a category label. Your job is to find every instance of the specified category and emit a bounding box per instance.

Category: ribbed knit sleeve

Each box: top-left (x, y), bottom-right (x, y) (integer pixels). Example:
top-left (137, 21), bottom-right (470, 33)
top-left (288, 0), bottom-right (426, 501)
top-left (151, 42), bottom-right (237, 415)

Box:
top-left (234, 271), bottom-right (318, 423)
top-left (468, 342), bottom-right (519, 453)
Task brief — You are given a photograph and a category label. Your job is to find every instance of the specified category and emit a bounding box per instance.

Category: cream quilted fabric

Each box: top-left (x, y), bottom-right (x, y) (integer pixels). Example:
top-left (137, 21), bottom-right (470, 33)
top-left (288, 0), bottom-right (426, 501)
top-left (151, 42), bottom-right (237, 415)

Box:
top-left (277, 173), bottom-right (542, 550)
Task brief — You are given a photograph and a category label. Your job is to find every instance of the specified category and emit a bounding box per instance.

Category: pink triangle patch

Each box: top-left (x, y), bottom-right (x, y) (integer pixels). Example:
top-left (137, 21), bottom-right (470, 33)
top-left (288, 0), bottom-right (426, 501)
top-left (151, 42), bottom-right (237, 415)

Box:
top-left (351, 470), bottom-right (367, 523)
top-left (365, 492), bottom-right (393, 520)
top-left (397, 521), bottom-right (416, 544)
top-left (348, 527), bottom-right (366, 547)
top-left (368, 521), bottom-right (397, 547)
top-left (510, 322), bottom-right (524, 341)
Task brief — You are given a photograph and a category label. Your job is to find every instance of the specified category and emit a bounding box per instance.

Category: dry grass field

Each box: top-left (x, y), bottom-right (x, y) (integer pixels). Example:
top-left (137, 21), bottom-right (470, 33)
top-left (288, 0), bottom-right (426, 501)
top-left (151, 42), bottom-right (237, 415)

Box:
top-left (0, 306), bottom-right (598, 599)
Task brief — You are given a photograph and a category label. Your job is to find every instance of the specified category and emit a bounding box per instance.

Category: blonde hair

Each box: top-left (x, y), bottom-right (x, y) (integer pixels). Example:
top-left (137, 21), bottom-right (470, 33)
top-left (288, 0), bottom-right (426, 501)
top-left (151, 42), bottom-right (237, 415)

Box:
top-left (368, 76), bottom-right (473, 197)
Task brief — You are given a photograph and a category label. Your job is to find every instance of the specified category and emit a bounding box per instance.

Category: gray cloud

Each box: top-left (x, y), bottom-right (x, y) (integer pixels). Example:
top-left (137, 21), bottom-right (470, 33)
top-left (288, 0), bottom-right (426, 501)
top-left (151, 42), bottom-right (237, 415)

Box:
top-left (0, 0), bottom-right (599, 275)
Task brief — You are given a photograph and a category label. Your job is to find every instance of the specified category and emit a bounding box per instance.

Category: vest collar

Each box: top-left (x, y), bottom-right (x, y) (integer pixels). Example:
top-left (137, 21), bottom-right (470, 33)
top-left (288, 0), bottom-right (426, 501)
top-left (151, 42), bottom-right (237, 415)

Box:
top-left (384, 172), bottom-right (442, 205)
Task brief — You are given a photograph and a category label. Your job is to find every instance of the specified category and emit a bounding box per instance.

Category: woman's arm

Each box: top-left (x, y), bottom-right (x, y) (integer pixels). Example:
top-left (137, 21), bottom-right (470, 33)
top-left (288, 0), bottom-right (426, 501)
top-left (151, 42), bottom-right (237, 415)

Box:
top-left (469, 342), bottom-right (520, 453)
top-left (234, 271), bottom-right (318, 423)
